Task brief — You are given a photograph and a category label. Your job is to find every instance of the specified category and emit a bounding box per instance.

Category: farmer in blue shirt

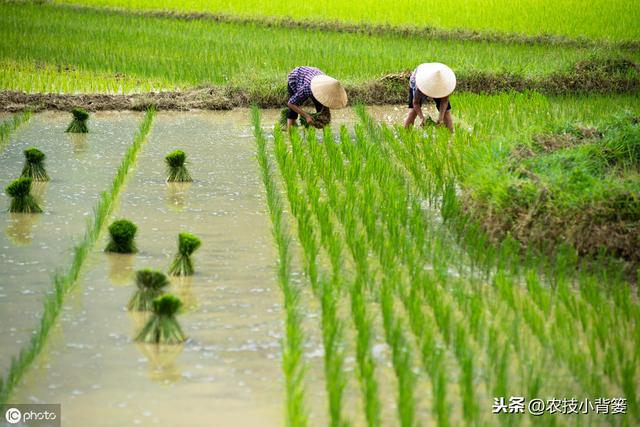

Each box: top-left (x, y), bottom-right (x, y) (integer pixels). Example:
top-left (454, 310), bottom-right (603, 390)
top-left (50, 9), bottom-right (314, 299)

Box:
top-left (286, 66), bottom-right (348, 128)
top-left (404, 63), bottom-right (456, 131)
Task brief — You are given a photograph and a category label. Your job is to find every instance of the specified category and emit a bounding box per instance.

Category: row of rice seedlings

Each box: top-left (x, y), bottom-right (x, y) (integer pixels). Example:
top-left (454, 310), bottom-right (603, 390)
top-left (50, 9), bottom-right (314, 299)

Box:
top-left (384, 113), bottom-right (640, 414)
top-left (2, 3), bottom-right (624, 95)
top-left (251, 107), bottom-right (309, 427)
top-left (295, 128), bottom-right (382, 427)
top-left (287, 130), bottom-right (352, 427)
top-left (0, 108), bottom-right (156, 405)
top-left (305, 127), bottom-right (426, 426)
top-left (67, 0), bottom-right (640, 41)
top-left (0, 110), bottom-right (32, 153)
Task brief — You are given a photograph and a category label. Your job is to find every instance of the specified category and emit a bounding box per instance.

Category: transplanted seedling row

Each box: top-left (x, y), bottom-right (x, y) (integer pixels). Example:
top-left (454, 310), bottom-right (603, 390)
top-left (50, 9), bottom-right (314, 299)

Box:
top-left (252, 105), bottom-right (640, 426)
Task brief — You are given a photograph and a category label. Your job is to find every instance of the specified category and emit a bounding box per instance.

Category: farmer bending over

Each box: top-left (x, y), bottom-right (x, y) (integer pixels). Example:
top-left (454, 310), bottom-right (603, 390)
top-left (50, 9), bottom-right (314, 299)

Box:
top-left (404, 63), bottom-right (456, 131)
top-left (286, 66), bottom-right (348, 128)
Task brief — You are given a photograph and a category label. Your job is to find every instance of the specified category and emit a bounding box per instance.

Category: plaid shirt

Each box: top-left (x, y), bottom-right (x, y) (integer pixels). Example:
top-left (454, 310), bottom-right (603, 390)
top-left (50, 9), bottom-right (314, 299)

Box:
top-left (410, 67), bottom-right (427, 104)
top-left (287, 66), bottom-right (324, 105)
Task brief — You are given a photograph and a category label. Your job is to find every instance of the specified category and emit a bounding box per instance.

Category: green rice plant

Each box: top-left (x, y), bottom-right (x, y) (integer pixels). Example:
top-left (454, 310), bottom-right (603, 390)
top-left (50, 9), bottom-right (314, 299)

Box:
top-left (104, 219), bottom-right (137, 253)
top-left (135, 294), bottom-right (186, 344)
top-left (60, 0), bottom-right (640, 41)
top-left (299, 109), bottom-right (331, 129)
top-left (168, 232), bottom-right (201, 276)
top-left (5, 177), bottom-right (42, 213)
top-left (65, 107), bottom-right (89, 133)
top-left (20, 147), bottom-right (49, 181)
top-left (0, 109), bottom-right (155, 406)
top-left (252, 107), bottom-right (309, 427)
top-left (128, 269), bottom-right (170, 311)
top-left (0, 110), bottom-right (32, 153)
top-left (165, 149), bottom-right (192, 182)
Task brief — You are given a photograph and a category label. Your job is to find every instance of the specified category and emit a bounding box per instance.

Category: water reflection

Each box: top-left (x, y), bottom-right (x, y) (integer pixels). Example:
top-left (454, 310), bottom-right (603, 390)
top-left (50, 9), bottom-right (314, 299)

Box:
top-left (106, 253), bottom-right (135, 285)
top-left (165, 182), bottom-right (191, 211)
top-left (171, 276), bottom-right (198, 312)
top-left (67, 133), bottom-right (89, 155)
top-left (30, 181), bottom-right (48, 206)
top-left (5, 213), bottom-right (40, 246)
top-left (136, 343), bottom-right (184, 384)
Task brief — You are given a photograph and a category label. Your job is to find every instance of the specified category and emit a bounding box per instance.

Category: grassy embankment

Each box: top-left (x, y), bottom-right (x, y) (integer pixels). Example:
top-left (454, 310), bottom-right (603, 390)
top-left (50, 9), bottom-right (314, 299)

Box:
top-left (0, 2), bottom-right (638, 104)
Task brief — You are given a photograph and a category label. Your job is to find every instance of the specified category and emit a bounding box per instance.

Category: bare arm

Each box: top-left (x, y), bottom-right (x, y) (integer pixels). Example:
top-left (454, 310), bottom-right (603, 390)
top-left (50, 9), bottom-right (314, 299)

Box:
top-left (437, 97), bottom-right (449, 123)
top-left (287, 102), bottom-right (313, 124)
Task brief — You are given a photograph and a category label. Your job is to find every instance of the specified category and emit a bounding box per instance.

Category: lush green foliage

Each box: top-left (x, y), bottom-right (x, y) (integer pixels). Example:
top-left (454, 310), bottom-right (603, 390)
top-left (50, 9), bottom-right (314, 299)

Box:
top-left (1, 3), bottom-right (636, 94)
top-left (55, 0), bottom-right (640, 41)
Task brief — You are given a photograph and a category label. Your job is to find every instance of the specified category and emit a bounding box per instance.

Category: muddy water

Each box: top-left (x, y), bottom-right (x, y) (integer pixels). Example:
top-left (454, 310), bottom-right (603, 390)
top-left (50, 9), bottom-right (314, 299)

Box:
top-left (0, 112), bottom-right (141, 373)
top-left (9, 107), bottom-right (413, 426)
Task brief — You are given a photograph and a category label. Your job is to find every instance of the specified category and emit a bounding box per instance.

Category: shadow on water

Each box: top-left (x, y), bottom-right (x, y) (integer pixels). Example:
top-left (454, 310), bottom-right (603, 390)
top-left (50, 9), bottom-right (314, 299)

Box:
top-left (5, 212), bottom-right (40, 246)
top-left (165, 182), bottom-right (191, 211)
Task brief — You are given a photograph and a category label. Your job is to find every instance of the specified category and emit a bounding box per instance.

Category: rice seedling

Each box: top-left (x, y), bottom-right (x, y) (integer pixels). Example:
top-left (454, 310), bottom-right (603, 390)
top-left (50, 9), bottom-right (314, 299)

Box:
top-left (20, 147), bottom-right (49, 181)
top-left (65, 107), bottom-right (89, 133)
top-left (104, 219), bottom-right (137, 253)
top-left (165, 149), bottom-right (192, 182)
top-left (135, 294), bottom-right (186, 344)
top-left (252, 107), bottom-right (309, 427)
top-left (168, 232), bottom-right (201, 276)
top-left (299, 109), bottom-right (331, 129)
top-left (128, 269), bottom-right (170, 311)
top-left (5, 177), bottom-right (42, 213)
top-left (0, 110), bottom-right (32, 153)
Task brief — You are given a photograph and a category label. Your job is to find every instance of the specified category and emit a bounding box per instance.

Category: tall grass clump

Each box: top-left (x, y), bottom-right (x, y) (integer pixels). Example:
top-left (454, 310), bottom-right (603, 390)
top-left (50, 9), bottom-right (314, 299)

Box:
top-left (252, 106), bottom-right (309, 427)
top-left (105, 219), bottom-right (137, 253)
top-left (168, 232), bottom-right (201, 276)
top-left (5, 177), bottom-right (42, 213)
top-left (0, 109), bottom-right (155, 406)
top-left (135, 294), bottom-right (186, 344)
top-left (20, 147), bottom-right (49, 181)
top-left (165, 149), bottom-right (192, 182)
top-left (128, 269), bottom-right (169, 311)
top-left (65, 107), bottom-right (89, 133)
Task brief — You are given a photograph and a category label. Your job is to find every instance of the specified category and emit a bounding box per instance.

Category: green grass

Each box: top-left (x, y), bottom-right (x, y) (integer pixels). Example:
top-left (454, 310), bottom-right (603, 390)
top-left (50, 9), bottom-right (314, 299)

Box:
top-left (1, 3), bottom-right (637, 94)
top-left (0, 108), bottom-right (155, 405)
top-left (55, 0), bottom-right (640, 41)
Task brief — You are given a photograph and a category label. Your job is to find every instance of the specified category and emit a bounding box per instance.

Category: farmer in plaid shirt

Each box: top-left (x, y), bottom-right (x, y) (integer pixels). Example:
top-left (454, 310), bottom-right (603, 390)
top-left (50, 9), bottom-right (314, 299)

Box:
top-left (286, 66), bottom-right (348, 128)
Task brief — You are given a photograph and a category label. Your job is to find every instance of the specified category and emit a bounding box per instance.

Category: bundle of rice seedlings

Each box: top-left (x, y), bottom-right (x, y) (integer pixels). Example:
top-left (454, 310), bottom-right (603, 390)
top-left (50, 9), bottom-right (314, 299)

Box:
top-left (65, 107), bottom-right (89, 133)
top-left (127, 269), bottom-right (169, 311)
top-left (299, 108), bottom-right (331, 129)
top-left (5, 177), bottom-right (42, 213)
top-left (135, 294), bottom-right (186, 345)
top-left (165, 150), bottom-right (192, 182)
top-left (21, 148), bottom-right (49, 181)
top-left (279, 108), bottom-right (293, 129)
top-left (105, 219), bottom-right (137, 253)
top-left (168, 232), bottom-right (201, 276)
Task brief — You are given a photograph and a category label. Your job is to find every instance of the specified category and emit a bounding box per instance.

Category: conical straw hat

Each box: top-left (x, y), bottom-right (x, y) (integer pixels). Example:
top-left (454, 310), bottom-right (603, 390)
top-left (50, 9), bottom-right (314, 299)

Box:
top-left (415, 63), bottom-right (456, 98)
top-left (310, 75), bottom-right (348, 109)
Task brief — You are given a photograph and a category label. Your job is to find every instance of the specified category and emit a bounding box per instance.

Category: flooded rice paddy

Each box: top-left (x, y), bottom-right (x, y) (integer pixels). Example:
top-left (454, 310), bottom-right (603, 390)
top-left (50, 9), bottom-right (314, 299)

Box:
top-left (3, 108), bottom-right (405, 426)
